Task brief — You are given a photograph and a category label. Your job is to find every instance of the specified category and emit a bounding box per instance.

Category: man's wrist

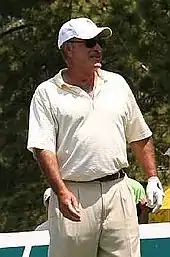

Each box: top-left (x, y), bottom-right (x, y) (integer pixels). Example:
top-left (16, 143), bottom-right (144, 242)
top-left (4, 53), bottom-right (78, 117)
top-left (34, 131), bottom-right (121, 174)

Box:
top-left (147, 176), bottom-right (159, 182)
top-left (147, 173), bottom-right (157, 179)
top-left (51, 179), bottom-right (68, 196)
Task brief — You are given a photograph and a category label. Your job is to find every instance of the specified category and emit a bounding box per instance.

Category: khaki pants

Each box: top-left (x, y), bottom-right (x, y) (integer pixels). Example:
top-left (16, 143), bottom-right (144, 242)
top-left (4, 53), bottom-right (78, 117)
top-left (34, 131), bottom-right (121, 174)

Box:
top-left (48, 176), bottom-right (140, 257)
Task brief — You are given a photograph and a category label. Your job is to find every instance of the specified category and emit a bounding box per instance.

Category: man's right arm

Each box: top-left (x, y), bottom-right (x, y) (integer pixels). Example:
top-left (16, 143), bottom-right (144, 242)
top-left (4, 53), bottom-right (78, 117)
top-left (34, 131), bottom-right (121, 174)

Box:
top-left (27, 88), bottom-right (80, 221)
top-left (34, 148), bottom-right (81, 222)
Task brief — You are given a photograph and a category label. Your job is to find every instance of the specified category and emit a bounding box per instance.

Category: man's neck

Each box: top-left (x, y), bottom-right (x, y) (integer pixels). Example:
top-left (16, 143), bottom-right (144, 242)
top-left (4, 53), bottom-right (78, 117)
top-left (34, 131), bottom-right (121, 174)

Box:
top-left (63, 68), bottom-right (98, 91)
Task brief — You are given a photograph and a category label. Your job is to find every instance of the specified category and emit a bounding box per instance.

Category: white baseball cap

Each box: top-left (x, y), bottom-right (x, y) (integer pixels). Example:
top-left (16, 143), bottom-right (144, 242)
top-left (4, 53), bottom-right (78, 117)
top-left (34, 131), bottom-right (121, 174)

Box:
top-left (43, 188), bottom-right (51, 207)
top-left (58, 17), bottom-right (112, 49)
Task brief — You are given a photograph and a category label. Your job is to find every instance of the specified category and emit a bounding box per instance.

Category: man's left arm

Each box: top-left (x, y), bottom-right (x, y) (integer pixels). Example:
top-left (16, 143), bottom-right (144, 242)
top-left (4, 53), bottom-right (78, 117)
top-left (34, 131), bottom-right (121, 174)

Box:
top-left (130, 137), bottom-right (164, 212)
top-left (130, 137), bottom-right (156, 178)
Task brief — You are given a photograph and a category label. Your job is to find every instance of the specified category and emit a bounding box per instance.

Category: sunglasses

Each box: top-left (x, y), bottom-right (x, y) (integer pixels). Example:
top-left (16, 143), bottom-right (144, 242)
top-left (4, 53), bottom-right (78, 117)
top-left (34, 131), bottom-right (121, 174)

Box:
top-left (69, 38), bottom-right (105, 48)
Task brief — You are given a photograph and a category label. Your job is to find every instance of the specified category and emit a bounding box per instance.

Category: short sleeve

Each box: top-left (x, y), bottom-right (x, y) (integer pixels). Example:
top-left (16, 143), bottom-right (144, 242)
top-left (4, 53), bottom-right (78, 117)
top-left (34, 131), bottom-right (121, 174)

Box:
top-left (125, 86), bottom-right (152, 143)
top-left (27, 87), bottom-right (58, 155)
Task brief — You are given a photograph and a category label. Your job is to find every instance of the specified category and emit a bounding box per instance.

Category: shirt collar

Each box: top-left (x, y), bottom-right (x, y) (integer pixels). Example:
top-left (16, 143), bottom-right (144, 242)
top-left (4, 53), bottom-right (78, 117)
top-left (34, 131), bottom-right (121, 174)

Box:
top-left (52, 68), bottom-right (107, 89)
top-left (52, 68), bottom-right (69, 89)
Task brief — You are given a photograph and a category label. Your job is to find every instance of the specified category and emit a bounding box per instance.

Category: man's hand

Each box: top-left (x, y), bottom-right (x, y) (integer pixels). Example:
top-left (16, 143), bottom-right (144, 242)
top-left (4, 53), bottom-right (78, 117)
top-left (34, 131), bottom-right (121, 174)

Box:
top-left (34, 149), bottom-right (81, 221)
top-left (146, 176), bottom-right (164, 213)
top-left (57, 188), bottom-right (81, 222)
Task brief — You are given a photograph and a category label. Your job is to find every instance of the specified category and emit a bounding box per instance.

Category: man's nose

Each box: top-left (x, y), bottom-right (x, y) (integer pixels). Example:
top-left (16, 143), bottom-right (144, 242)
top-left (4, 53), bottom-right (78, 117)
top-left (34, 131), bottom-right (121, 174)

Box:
top-left (93, 43), bottom-right (102, 52)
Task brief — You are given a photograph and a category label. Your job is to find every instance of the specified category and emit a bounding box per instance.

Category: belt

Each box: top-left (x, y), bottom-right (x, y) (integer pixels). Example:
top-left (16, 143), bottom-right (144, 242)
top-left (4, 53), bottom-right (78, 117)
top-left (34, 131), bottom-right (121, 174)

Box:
top-left (92, 169), bottom-right (125, 182)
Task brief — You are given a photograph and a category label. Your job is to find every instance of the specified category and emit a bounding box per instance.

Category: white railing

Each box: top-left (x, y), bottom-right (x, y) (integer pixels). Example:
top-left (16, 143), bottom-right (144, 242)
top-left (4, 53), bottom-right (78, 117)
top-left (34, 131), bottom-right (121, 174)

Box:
top-left (1, 223), bottom-right (170, 257)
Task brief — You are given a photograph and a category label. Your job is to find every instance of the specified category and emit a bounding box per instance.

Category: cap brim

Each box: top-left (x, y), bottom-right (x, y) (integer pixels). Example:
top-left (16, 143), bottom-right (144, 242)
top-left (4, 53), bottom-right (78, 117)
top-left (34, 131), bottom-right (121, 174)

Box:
top-left (97, 27), bottom-right (112, 38)
top-left (78, 27), bottom-right (112, 40)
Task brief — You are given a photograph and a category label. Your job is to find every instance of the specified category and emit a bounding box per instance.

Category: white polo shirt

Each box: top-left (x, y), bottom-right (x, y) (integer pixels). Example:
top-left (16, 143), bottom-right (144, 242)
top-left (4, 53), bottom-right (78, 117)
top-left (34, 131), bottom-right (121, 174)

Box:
top-left (27, 69), bottom-right (152, 181)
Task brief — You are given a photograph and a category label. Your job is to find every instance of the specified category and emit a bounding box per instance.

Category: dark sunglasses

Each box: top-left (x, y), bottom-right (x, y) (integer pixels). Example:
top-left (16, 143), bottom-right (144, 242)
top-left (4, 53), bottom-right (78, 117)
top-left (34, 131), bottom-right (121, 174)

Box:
top-left (69, 38), bottom-right (105, 48)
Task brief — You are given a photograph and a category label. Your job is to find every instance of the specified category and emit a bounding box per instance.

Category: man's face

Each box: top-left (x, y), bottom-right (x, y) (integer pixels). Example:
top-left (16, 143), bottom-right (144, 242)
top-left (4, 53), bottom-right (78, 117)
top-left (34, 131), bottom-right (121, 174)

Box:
top-left (68, 37), bottom-right (104, 71)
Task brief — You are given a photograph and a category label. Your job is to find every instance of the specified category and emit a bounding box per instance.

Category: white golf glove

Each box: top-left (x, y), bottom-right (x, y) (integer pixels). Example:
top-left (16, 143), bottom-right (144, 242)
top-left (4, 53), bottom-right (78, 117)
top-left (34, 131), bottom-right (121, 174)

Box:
top-left (146, 176), bottom-right (164, 213)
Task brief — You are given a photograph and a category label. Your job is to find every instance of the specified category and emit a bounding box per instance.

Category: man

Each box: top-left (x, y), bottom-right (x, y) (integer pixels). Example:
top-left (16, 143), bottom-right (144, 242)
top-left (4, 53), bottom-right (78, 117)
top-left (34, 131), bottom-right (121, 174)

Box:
top-left (35, 188), bottom-right (51, 231)
top-left (27, 17), bottom-right (164, 257)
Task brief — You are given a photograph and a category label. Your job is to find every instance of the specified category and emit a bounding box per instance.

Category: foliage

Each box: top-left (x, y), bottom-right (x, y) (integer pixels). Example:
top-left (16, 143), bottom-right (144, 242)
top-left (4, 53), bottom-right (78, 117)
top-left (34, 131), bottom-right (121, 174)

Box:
top-left (0, 0), bottom-right (170, 232)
